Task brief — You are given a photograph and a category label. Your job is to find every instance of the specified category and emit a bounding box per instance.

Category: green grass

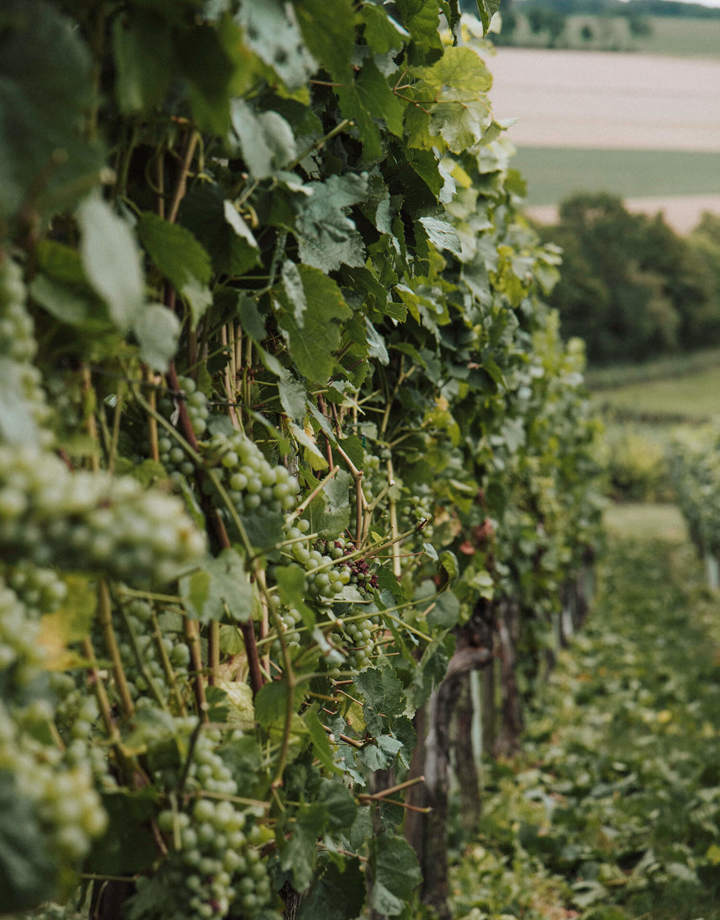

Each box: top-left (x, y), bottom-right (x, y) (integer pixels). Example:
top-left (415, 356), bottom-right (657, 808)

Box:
top-left (587, 347), bottom-right (720, 390)
top-left (593, 364), bottom-right (720, 420)
top-left (618, 14), bottom-right (720, 58)
top-left (503, 14), bottom-right (720, 58)
top-left (603, 502), bottom-right (687, 542)
top-left (451, 538), bottom-right (720, 919)
top-left (514, 147), bottom-right (720, 207)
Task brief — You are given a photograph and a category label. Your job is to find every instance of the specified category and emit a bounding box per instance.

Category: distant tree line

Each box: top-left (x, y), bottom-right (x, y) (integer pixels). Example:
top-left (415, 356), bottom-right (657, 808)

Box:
top-left (536, 194), bottom-right (720, 366)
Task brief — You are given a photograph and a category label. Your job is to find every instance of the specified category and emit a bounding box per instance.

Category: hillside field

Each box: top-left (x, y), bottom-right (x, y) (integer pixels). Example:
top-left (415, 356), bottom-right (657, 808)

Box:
top-left (594, 364), bottom-right (720, 420)
top-left (485, 47), bottom-right (720, 229)
top-left (514, 146), bottom-right (720, 205)
top-left (503, 13), bottom-right (720, 58)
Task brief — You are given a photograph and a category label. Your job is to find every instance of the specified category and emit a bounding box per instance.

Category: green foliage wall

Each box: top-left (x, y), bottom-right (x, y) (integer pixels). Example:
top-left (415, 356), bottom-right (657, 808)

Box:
top-left (0, 2), bottom-right (602, 918)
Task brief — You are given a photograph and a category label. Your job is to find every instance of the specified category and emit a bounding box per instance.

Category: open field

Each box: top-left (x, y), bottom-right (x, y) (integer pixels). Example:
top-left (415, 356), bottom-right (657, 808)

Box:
top-left (587, 347), bottom-right (720, 390)
top-left (603, 502), bottom-right (688, 541)
top-left (504, 14), bottom-right (720, 59)
top-left (593, 364), bottom-right (720, 419)
top-left (514, 147), bottom-right (720, 205)
top-left (611, 14), bottom-right (720, 58)
top-left (487, 48), bottom-right (720, 151)
top-left (485, 48), bottom-right (720, 229)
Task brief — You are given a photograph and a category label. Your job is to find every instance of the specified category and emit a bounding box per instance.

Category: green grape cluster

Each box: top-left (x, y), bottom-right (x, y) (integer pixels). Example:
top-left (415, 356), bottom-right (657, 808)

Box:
top-left (0, 581), bottom-right (107, 876)
top-left (0, 257), bottom-right (53, 448)
top-left (274, 524), bottom-right (383, 667)
top-left (113, 599), bottom-right (190, 704)
top-left (148, 722), bottom-right (275, 919)
top-left (0, 579), bottom-right (45, 680)
top-left (205, 430), bottom-right (299, 516)
top-left (4, 561), bottom-right (67, 617)
top-left (337, 613), bottom-right (381, 670)
top-left (0, 700), bottom-right (107, 862)
top-left (157, 798), bottom-right (272, 919)
top-left (0, 446), bottom-right (206, 584)
top-left (158, 377), bottom-right (210, 478)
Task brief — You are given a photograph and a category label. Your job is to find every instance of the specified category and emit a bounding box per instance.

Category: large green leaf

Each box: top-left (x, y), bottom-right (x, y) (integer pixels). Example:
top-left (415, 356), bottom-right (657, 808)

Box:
top-left (77, 195), bottom-right (145, 333)
top-left (298, 858), bottom-right (366, 920)
top-left (138, 212), bottom-right (212, 289)
top-left (295, 0), bottom-right (355, 82)
top-left (0, 1), bottom-right (104, 221)
top-left (470, 0), bottom-right (502, 33)
top-left (137, 212), bottom-right (213, 327)
top-left (275, 266), bottom-right (352, 383)
top-left (113, 12), bottom-right (173, 114)
top-left (280, 802), bottom-right (326, 891)
top-left (237, 0), bottom-right (316, 90)
top-left (369, 831), bottom-right (422, 916)
top-left (177, 25), bottom-right (234, 134)
top-left (230, 101), bottom-right (297, 179)
top-left (360, 4), bottom-right (410, 54)
top-left (179, 549), bottom-right (253, 624)
top-left (295, 174), bottom-right (369, 272)
top-left (179, 185), bottom-right (259, 278)
top-left (133, 303), bottom-right (180, 372)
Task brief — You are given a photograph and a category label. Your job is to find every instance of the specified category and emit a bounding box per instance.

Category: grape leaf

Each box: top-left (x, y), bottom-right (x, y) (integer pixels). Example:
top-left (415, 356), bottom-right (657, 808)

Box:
top-left (298, 858), bottom-right (366, 920)
top-left (230, 101), bottom-right (297, 179)
top-left (112, 12), bottom-right (173, 113)
top-left (369, 831), bottom-right (422, 916)
top-left (275, 266), bottom-right (352, 383)
top-left (179, 549), bottom-right (253, 624)
top-left (295, 174), bottom-right (369, 273)
top-left (280, 802), bottom-right (325, 891)
top-left (295, 0), bottom-right (355, 83)
top-left (77, 195), bottom-right (144, 333)
top-left (238, 0), bottom-right (316, 90)
top-left (255, 679), bottom-right (290, 727)
top-left (419, 216), bottom-right (463, 258)
top-left (304, 706), bottom-right (340, 774)
top-left (0, 0), bottom-right (104, 221)
top-left (133, 304), bottom-right (180, 372)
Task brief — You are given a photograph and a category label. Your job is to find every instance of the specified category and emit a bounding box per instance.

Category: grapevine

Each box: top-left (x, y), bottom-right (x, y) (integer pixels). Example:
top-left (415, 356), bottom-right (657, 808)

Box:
top-left (0, 3), bottom-right (604, 919)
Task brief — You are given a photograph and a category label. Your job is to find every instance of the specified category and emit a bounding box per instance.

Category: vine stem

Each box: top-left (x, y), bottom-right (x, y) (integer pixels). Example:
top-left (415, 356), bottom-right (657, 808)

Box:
top-left (184, 618), bottom-right (208, 721)
top-left (360, 775), bottom-right (426, 800)
top-left (81, 636), bottom-right (133, 774)
top-left (146, 367), bottom-right (160, 462)
top-left (289, 466), bottom-right (339, 520)
top-left (168, 131), bottom-right (199, 224)
top-left (164, 362), bottom-right (264, 696)
top-left (333, 440), bottom-right (368, 545)
top-left (98, 579), bottom-right (135, 719)
top-left (387, 458), bottom-right (401, 577)
top-left (150, 610), bottom-right (186, 715)
top-left (118, 604), bottom-right (168, 711)
top-left (81, 364), bottom-right (100, 473)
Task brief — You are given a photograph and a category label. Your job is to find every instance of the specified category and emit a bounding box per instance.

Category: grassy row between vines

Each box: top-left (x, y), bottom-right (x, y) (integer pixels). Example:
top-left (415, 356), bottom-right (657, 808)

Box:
top-left (449, 535), bottom-right (720, 919)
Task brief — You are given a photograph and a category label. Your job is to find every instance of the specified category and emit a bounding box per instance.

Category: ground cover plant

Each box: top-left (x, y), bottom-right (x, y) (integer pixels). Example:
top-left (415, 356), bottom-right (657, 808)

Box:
top-left (0, 2), bottom-right (603, 920)
top-left (450, 537), bottom-right (720, 920)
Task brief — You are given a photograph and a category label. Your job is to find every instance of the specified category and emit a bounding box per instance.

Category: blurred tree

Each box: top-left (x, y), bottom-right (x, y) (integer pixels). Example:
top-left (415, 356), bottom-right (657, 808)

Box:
top-left (537, 194), bottom-right (719, 364)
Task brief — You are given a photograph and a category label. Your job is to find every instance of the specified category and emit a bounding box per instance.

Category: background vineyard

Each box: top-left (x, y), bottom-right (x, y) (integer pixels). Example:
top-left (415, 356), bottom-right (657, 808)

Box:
top-left (1, 2), bottom-right (612, 919)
